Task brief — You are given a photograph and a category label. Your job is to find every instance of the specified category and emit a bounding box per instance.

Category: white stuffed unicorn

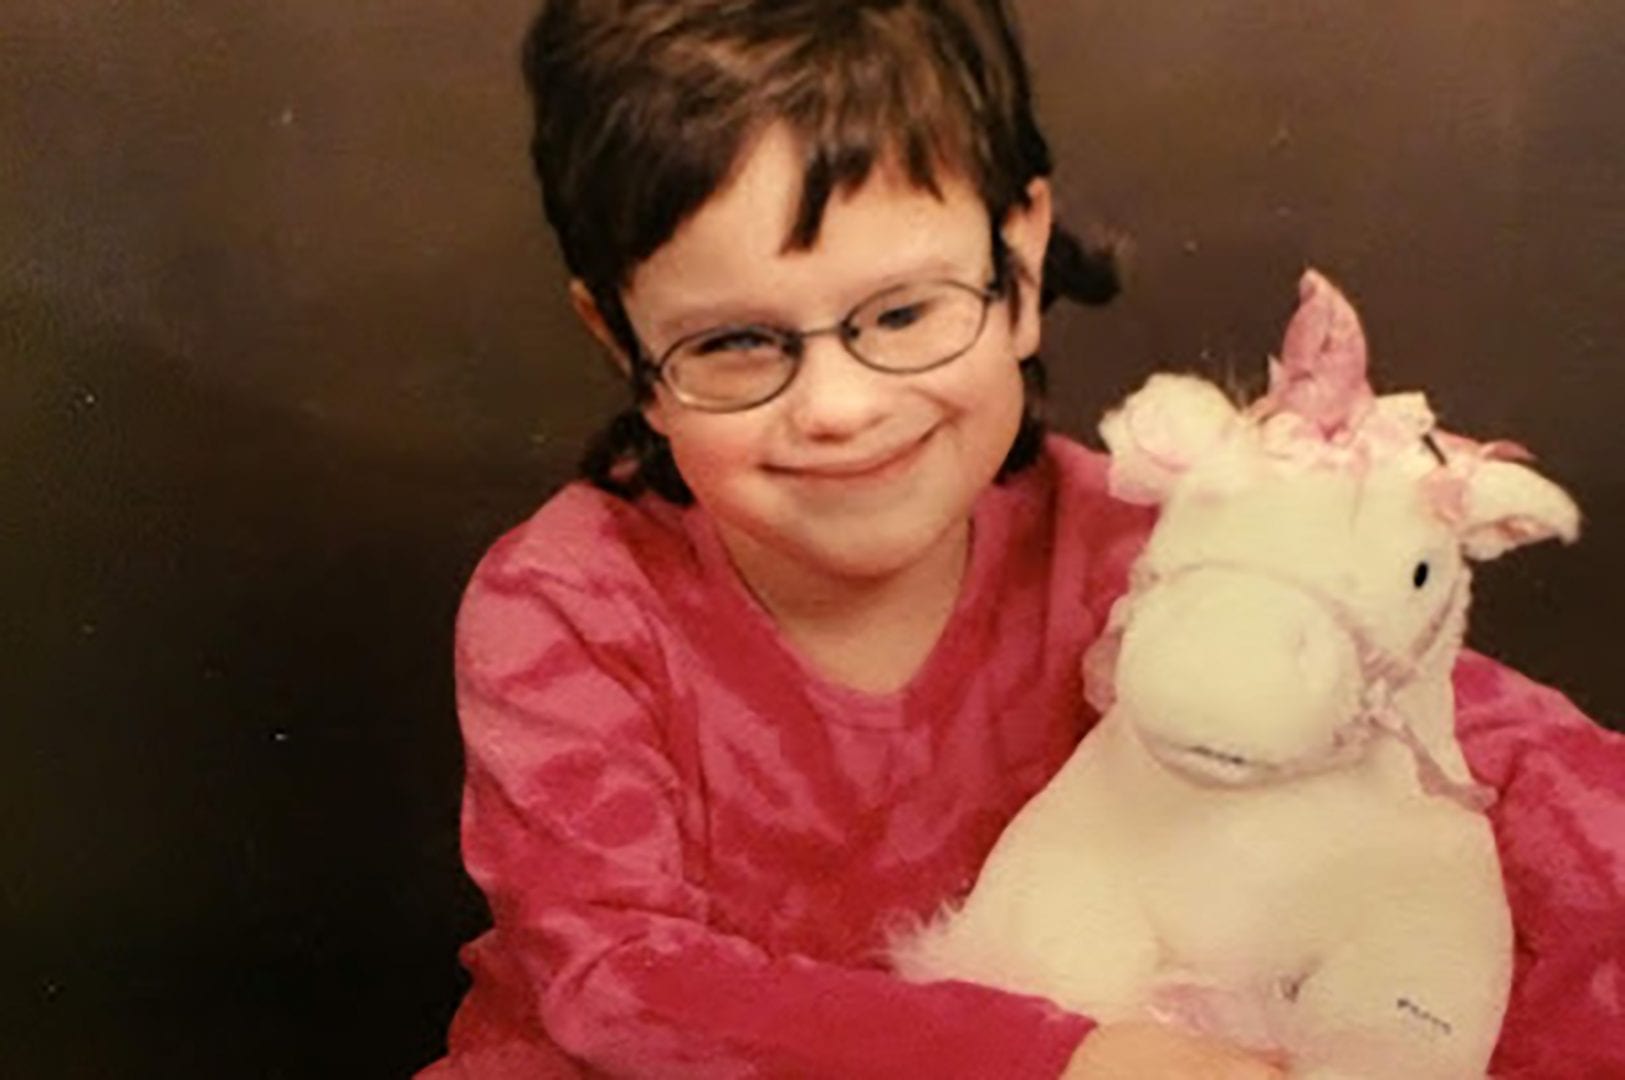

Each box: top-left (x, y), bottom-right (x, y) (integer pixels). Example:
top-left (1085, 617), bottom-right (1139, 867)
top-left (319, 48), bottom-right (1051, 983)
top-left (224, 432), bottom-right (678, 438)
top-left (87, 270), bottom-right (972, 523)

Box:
top-left (894, 270), bottom-right (1581, 1078)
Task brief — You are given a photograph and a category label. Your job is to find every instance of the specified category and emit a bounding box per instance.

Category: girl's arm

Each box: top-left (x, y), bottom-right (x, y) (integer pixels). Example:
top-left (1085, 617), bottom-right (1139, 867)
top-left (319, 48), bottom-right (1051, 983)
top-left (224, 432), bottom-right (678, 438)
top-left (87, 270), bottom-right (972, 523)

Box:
top-left (435, 557), bottom-right (1093, 1079)
top-left (1454, 651), bottom-right (1625, 1078)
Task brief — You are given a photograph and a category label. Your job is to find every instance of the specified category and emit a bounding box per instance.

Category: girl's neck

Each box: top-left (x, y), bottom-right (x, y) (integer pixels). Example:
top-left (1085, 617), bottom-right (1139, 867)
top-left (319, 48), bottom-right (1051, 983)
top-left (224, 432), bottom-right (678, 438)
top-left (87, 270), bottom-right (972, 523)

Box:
top-left (716, 518), bottom-right (973, 695)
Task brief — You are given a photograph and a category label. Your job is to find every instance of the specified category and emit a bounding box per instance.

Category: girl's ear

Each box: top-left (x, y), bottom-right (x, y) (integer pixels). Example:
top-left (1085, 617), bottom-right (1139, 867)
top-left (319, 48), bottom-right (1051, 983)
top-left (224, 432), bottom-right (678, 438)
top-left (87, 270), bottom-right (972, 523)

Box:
top-left (1002, 178), bottom-right (1053, 359)
top-left (570, 279), bottom-right (670, 436)
top-left (569, 279), bottom-right (634, 376)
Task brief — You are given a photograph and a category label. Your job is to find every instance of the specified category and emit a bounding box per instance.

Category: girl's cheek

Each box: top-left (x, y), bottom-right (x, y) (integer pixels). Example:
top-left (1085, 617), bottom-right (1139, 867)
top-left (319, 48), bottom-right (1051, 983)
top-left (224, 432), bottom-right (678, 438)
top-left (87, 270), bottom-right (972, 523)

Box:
top-left (667, 416), bottom-right (769, 484)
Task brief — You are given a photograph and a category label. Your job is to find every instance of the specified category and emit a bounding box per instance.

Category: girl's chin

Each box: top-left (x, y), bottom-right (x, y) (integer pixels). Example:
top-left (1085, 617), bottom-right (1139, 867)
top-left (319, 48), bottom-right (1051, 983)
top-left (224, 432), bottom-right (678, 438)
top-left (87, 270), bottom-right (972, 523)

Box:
top-left (785, 516), bottom-right (967, 583)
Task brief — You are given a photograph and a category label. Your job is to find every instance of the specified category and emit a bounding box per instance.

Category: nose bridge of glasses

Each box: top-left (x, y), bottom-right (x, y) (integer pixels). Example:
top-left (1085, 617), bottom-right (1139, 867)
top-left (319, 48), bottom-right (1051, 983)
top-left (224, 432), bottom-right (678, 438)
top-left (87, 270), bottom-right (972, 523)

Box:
top-left (781, 318), bottom-right (860, 363)
top-left (798, 317), bottom-right (859, 347)
top-left (792, 317), bottom-right (898, 394)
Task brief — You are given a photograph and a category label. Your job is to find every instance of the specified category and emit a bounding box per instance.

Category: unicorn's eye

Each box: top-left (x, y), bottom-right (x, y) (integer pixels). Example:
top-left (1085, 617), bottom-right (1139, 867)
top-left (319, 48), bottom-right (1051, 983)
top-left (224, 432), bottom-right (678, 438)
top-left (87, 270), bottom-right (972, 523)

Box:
top-left (1412, 561), bottom-right (1431, 589)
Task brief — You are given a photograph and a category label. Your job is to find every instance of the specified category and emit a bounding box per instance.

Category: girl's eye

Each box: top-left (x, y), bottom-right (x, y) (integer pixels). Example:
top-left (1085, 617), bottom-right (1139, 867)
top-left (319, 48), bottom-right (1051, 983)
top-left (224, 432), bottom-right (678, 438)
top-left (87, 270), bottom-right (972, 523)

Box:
top-left (875, 302), bottom-right (929, 331)
top-left (1413, 561), bottom-right (1431, 589)
top-left (693, 329), bottom-right (779, 355)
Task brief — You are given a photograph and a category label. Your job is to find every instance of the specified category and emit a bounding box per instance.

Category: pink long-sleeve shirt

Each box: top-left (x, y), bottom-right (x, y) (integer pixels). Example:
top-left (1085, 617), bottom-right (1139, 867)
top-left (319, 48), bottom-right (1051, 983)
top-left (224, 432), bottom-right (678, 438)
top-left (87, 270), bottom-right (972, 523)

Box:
top-left (422, 436), bottom-right (1625, 1079)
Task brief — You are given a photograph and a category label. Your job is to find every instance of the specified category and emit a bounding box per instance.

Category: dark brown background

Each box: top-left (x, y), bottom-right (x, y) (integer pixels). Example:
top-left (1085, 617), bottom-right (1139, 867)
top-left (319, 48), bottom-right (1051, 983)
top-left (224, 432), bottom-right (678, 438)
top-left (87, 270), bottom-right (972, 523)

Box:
top-left (5, 2), bottom-right (1620, 1075)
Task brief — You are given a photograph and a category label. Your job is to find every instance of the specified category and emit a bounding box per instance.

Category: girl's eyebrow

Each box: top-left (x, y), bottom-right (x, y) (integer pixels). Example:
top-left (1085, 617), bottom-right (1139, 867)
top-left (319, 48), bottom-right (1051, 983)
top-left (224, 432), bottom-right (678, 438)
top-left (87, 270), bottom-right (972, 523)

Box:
top-left (656, 301), bottom-right (796, 343)
top-left (654, 254), bottom-right (982, 342)
top-left (859, 254), bottom-right (982, 295)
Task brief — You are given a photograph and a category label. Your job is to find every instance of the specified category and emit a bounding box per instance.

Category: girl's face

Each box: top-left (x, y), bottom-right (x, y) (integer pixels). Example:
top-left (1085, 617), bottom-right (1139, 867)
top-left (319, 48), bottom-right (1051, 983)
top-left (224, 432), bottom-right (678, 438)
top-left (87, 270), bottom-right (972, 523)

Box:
top-left (611, 125), bottom-right (1051, 589)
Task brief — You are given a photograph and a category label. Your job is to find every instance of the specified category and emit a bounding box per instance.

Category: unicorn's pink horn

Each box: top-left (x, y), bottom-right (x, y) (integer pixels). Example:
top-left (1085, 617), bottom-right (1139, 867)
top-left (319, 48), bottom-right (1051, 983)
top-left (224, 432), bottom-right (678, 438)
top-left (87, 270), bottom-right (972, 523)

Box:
top-left (1266, 269), bottom-right (1375, 437)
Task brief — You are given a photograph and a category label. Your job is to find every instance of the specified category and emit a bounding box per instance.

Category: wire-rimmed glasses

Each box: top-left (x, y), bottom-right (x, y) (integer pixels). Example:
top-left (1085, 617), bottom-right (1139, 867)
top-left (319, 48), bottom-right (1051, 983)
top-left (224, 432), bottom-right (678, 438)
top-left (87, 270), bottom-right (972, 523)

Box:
top-left (643, 277), bottom-right (1003, 413)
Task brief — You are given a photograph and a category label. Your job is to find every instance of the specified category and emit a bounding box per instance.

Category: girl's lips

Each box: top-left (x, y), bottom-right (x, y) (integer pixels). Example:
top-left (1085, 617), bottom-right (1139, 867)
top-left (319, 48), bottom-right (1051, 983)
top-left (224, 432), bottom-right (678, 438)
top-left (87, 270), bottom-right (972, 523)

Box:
top-left (773, 427), bottom-right (938, 481)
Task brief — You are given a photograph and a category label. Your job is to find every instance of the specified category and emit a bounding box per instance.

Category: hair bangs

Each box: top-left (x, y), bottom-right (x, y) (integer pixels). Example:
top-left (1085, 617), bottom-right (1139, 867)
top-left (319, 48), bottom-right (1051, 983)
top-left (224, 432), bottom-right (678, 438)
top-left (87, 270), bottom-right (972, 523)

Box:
top-left (772, 6), bottom-right (991, 252)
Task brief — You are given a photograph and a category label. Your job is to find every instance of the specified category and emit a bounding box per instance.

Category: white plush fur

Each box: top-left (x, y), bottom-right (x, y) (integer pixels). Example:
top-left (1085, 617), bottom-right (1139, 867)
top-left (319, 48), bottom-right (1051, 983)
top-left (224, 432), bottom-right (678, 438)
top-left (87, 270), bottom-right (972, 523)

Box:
top-left (892, 296), bottom-right (1580, 1078)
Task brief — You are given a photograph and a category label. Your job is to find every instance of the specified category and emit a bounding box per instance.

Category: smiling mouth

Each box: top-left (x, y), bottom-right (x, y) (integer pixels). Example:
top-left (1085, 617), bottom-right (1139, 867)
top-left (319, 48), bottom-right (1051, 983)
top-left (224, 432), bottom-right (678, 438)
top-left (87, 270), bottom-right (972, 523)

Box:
top-left (775, 427), bottom-right (937, 480)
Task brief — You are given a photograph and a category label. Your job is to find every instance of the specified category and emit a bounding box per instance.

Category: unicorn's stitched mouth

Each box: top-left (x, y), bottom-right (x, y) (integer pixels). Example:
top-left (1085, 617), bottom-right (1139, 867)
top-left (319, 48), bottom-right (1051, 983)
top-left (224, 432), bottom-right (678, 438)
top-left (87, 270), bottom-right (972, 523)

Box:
top-left (1139, 731), bottom-right (1283, 786)
top-left (1174, 743), bottom-right (1284, 785)
top-left (1182, 743), bottom-right (1264, 770)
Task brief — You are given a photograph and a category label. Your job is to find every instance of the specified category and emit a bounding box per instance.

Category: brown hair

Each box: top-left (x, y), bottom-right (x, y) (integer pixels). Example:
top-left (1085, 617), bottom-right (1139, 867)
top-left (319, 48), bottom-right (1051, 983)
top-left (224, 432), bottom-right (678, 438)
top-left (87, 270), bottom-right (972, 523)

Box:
top-left (522, 0), bottom-right (1118, 503)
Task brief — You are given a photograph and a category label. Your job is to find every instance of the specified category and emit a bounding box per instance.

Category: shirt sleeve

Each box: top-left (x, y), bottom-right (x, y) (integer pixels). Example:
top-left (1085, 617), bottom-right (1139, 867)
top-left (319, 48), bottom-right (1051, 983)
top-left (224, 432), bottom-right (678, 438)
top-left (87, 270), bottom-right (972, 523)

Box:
top-left (445, 543), bottom-right (1093, 1080)
top-left (1453, 651), bottom-right (1625, 1079)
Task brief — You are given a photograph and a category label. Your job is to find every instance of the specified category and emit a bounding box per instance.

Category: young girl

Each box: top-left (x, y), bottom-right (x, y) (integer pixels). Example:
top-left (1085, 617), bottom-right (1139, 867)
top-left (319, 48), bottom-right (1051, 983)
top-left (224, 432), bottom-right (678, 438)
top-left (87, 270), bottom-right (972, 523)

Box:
top-left (421, 2), bottom-right (1625, 1077)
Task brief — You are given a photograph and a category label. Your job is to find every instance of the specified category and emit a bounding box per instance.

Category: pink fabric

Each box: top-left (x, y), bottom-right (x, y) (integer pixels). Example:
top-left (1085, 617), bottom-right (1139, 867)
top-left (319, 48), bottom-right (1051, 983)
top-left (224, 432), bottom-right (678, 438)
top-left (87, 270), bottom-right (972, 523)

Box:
top-left (421, 436), bottom-right (1625, 1079)
top-left (1454, 654), bottom-right (1625, 1078)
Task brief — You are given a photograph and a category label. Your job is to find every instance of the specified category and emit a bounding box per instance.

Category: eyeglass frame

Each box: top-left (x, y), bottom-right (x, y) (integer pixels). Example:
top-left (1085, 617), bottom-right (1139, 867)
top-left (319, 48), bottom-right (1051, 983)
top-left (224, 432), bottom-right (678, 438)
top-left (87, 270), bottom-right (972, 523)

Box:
top-left (633, 253), bottom-right (1015, 414)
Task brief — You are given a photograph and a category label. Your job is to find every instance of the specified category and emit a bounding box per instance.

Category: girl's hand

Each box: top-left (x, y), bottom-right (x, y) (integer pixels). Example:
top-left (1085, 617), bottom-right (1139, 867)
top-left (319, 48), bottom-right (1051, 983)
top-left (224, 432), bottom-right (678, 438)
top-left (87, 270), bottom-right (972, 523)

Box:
top-left (1062, 1020), bottom-right (1289, 1079)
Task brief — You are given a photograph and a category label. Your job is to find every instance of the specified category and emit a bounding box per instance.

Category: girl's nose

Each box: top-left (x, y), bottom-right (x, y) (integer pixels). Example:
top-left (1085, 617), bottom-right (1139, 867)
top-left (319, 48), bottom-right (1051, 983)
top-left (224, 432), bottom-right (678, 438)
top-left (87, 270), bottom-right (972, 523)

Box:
top-left (782, 333), bottom-right (891, 440)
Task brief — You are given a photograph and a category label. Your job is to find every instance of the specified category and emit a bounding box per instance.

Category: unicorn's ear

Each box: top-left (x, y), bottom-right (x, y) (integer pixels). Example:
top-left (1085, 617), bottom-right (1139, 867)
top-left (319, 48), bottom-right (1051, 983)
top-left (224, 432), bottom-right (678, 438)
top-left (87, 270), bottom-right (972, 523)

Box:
top-left (1458, 460), bottom-right (1581, 561)
top-left (1099, 373), bottom-right (1241, 506)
